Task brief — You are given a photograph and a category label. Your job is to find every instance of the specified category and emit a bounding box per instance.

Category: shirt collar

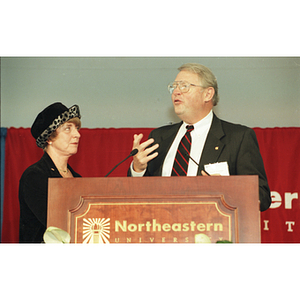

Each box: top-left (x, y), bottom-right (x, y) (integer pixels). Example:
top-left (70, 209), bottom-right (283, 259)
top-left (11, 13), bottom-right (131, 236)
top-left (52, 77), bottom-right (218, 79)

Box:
top-left (183, 110), bottom-right (213, 134)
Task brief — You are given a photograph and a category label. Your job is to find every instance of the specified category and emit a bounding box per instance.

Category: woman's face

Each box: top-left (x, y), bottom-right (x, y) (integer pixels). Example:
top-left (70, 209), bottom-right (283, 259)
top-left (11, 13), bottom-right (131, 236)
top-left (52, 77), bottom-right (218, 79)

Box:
top-left (49, 121), bottom-right (81, 157)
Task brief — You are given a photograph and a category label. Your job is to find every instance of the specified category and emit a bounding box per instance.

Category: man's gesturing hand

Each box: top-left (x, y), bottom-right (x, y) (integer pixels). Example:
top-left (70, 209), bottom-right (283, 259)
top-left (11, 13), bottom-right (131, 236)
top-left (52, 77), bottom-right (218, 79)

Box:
top-left (132, 133), bottom-right (159, 173)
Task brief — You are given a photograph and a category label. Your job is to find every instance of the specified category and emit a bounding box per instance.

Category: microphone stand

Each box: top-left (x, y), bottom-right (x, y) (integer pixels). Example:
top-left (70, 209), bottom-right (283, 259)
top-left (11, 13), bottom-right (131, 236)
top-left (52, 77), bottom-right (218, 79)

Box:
top-left (105, 149), bottom-right (138, 177)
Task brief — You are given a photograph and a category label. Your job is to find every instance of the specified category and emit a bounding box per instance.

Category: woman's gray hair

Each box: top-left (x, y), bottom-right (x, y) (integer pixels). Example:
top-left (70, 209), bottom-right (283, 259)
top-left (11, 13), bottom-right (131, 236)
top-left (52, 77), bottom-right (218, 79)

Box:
top-left (178, 63), bottom-right (219, 106)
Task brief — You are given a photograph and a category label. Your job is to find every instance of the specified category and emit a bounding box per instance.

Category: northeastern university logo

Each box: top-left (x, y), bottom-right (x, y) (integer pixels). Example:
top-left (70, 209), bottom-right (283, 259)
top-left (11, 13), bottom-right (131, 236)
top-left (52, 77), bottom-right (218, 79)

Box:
top-left (75, 201), bottom-right (232, 243)
top-left (82, 218), bottom-right (110, 244)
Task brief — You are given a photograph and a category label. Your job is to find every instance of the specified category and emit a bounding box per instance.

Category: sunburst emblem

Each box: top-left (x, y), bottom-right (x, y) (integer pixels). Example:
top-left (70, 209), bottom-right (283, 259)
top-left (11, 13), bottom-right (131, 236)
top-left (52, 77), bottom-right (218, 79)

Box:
top-left (83, 218), bottom-right (110, 244)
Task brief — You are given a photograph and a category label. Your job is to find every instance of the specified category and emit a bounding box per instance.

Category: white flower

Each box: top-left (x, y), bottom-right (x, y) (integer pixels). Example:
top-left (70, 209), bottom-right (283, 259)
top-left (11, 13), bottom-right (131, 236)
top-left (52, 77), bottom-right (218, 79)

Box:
top-left (194, 233), bottom-right (211, 243)
top-left (43, 227), bottom-right (71, 244)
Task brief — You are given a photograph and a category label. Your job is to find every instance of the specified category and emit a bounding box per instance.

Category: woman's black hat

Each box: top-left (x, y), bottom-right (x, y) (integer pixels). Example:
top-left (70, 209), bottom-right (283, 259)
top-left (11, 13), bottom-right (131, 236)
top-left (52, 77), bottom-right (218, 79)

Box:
top-left (31, 102), bottom-right (81, 148)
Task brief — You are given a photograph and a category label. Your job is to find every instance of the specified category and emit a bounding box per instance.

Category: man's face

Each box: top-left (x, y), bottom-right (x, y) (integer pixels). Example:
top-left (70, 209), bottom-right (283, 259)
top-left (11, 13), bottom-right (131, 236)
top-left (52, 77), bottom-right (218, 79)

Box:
top-left (171, 70), bottom-right (208, 124)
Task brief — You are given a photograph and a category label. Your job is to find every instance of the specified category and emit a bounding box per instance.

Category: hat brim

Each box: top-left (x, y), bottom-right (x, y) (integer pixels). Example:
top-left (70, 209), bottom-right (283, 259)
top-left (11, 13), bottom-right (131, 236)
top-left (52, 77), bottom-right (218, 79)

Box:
top-left (36, 104), bottom-right (81, 148)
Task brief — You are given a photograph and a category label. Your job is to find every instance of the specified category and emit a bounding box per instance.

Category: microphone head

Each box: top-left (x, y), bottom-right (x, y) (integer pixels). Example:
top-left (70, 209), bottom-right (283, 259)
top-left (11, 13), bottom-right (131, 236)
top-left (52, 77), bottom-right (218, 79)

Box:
top-left (130, 149), bottom-right (138, 156)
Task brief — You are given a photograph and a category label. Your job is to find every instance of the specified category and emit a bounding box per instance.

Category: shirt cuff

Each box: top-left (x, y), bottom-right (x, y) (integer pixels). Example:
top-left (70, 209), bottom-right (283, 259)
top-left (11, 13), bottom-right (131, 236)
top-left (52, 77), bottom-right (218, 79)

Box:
top-left (130, 161), bottom-right (146, 177)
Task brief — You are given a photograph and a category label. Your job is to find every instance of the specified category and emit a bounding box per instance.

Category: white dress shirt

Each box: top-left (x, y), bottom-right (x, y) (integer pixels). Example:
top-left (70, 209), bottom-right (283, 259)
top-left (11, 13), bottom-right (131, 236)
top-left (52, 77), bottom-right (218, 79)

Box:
top-left (131, 110), bottom-right (213, 177)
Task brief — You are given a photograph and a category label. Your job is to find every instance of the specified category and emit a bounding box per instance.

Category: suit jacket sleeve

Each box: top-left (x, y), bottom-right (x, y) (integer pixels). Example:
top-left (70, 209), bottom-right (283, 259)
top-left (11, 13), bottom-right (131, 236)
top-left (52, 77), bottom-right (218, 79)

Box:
top-left (235, 127), bottom-right (271, 211)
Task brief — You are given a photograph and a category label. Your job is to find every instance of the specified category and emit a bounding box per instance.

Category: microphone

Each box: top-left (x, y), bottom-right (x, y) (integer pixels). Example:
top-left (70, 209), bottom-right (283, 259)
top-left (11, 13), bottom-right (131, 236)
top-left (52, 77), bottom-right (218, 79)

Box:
top-left (105, 149), bottom-right (138, 177)
top-left (184, 153), bottom-right (210, 176)
top-left (186, 154), bottom-right (199, 167)
top-left (183, 152), bottom-right (199, 166)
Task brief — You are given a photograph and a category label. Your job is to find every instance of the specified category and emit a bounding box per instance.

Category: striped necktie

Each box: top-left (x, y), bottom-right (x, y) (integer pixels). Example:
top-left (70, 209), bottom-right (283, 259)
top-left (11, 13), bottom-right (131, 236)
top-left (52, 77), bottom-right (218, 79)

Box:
top-left (171, 125), bottom-right (194, 176)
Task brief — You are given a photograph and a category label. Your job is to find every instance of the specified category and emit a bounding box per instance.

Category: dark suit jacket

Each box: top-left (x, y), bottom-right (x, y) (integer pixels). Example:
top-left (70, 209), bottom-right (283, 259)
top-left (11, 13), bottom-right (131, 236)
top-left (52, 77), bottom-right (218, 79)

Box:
top-left (19, 152), bottom-right (81, 243)
top-left (128, 113), bottom-right (271, 211)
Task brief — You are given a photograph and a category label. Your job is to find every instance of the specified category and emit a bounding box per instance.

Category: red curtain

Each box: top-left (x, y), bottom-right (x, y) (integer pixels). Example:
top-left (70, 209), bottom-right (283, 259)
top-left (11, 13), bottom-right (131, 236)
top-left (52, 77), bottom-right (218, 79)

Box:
top-left (2, 127), bottom-right (300, 243)
top-left (254, 127), bottom-right (300, 243)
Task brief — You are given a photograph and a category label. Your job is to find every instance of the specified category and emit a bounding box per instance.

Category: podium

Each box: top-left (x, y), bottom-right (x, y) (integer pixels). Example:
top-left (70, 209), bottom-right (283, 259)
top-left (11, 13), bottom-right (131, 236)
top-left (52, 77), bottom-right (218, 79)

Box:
top-left (47, 176), bottom-right (261, 243)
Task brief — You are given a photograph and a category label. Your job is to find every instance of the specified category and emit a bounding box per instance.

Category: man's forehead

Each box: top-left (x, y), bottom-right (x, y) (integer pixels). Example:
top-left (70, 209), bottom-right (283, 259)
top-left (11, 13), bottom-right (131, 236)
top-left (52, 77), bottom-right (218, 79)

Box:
top-left (175, 70), bottom-right (200, 82)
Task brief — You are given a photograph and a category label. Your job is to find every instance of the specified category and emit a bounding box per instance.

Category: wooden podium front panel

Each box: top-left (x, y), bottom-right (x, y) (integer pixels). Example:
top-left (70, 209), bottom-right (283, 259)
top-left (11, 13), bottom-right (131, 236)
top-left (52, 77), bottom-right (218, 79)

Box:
top-left (48, 176), bottom-right (260, 243)
top-left (71, 196), bottom-right (236, 243)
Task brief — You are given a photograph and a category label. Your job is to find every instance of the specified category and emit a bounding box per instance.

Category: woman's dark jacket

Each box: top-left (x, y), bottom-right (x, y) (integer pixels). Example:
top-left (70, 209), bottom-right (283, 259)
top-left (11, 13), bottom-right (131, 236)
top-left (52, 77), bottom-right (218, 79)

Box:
top-left (19, 152), bottom-right (81, 243)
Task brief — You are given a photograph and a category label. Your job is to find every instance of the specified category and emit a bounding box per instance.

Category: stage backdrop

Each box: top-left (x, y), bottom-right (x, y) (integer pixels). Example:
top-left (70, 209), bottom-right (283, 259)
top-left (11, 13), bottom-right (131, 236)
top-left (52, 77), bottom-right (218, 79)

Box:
top-left (1, 127), bottom-right (300, 243)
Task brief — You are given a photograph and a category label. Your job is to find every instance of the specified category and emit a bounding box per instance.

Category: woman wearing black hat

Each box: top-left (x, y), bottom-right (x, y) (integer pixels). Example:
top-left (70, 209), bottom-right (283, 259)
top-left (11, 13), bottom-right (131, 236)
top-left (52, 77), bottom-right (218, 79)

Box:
top-left (19, 102), bottom-right (82, 243)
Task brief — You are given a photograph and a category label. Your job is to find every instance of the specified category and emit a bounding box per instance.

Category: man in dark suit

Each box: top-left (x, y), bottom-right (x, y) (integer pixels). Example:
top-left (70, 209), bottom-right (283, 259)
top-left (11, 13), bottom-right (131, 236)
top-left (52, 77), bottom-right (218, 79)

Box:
top-left (128, 63), bottom-right (271, 212)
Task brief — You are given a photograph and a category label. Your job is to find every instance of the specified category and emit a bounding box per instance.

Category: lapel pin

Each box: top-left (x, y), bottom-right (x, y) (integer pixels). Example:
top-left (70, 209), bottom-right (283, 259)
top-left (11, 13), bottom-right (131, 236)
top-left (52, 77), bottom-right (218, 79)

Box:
top-left (215, 146), bottom-right (219, 150)
top-left (51, 168), bottom-right (55, 171)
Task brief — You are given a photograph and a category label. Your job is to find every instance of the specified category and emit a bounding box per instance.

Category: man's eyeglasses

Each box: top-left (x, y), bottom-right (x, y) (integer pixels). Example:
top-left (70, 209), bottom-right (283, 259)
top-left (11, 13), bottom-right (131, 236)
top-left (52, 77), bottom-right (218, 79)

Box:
top-left (167, 81), bottom-right (203, 94)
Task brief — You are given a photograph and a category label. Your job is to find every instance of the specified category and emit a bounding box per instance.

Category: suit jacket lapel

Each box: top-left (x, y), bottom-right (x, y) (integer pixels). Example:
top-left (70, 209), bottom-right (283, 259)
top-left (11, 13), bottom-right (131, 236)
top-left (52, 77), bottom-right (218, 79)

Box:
top-left (151, 122), bottom-right (182, 176)
top-left (159, 122), bottom-right (182, 155)
top-left (198, 114), bottom-right (225, 175)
